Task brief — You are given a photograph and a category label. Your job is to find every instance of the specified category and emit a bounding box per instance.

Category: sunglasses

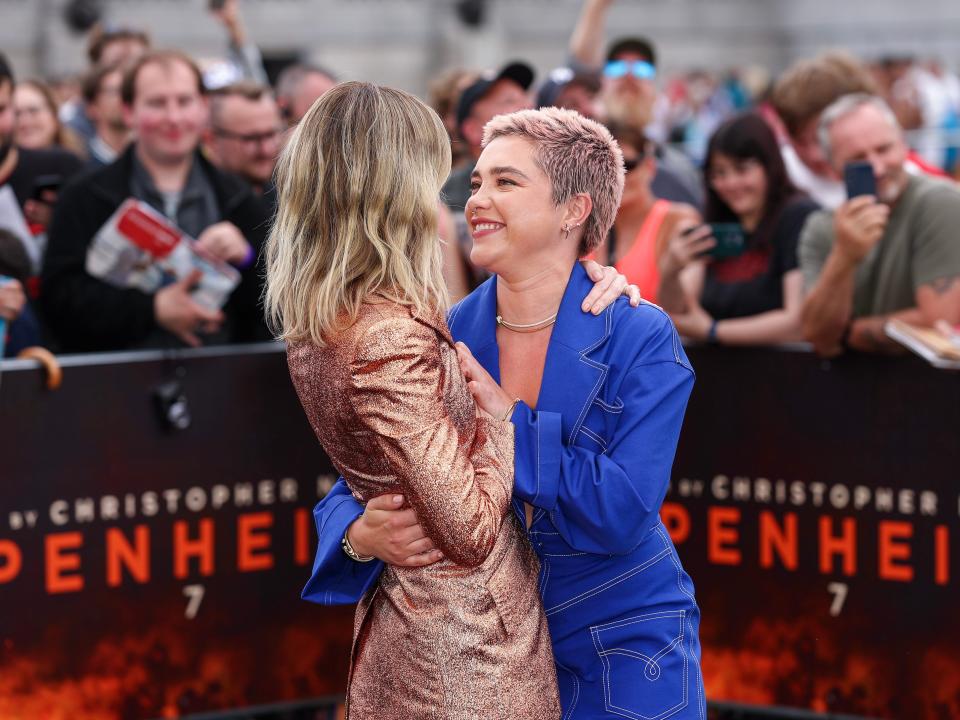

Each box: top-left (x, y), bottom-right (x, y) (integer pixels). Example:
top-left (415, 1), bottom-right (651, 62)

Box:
top-left (623, 145), bottom-right (651, 172)
top-left (604, 60), bottom-right (656, 81)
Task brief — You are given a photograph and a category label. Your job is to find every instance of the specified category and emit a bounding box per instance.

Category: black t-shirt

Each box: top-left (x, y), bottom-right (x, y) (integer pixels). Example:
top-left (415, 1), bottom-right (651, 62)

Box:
top-left (2, 146), bottom-right (84, 209)
top-left (701, 196), bottom-right (818, 320)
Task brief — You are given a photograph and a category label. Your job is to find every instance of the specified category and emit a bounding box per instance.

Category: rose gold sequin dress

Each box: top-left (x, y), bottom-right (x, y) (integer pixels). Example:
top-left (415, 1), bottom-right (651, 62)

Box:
top-left (287, 298), bottom-right (559, 720)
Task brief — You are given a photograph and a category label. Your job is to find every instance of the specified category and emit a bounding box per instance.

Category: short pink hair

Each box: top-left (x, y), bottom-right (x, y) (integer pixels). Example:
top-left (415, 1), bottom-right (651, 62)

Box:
top-left (482, 107), bottom-right (625, 255)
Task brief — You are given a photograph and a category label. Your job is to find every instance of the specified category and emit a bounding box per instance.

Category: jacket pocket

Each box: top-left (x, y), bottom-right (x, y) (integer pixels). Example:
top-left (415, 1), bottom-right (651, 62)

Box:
top-left (485, 528), bottom-right (540, 636)
top-left (590, 610), bottom-right (689, 720)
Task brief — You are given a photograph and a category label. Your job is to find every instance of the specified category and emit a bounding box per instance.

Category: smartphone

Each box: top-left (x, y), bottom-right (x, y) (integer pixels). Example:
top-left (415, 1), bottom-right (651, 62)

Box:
top-left (208, 0), bottom-right (227, 9)
top-left (706, 223), bottom-right (746, 259)
top-left (31, 174), bottom-right (62, 202)
top-left (844, 161), bottom-right (876, 199)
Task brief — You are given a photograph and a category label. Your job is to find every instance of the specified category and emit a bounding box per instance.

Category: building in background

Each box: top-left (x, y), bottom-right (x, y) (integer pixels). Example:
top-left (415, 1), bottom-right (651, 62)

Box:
top-left (2, 0), bottom-right (959, 98)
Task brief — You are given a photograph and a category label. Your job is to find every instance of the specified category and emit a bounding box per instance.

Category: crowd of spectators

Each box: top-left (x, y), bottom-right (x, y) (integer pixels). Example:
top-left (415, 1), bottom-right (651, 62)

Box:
top-left (1, 0), bottom-right (959, 360)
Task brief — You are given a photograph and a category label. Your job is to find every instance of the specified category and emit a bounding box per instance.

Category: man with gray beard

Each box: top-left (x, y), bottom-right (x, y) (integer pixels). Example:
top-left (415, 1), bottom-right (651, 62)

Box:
top-left (800, 94), bottom-right (960, 356)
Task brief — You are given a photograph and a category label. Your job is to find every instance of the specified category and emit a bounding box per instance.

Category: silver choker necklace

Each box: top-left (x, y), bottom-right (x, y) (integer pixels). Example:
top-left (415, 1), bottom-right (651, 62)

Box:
top-left (495, 312), bottom-right (558, 332)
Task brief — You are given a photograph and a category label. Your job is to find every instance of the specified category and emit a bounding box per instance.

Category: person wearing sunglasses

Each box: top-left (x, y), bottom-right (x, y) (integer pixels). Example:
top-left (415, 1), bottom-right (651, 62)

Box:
top-left (603, 58), bottom-right (657, 81)
top-left (568, 0), bottom-right (704, 209)
top-left (592, 123), bottom-right (701, 303)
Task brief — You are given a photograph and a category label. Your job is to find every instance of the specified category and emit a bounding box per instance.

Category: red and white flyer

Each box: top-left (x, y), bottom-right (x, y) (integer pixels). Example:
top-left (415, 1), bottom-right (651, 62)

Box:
top-left (86, 199), bottom-right (241, 311)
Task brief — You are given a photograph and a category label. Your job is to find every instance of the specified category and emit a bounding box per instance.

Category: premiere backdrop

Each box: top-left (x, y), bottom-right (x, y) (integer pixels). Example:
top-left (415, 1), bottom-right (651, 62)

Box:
top-left (0, 343), bottom-right (956, 719)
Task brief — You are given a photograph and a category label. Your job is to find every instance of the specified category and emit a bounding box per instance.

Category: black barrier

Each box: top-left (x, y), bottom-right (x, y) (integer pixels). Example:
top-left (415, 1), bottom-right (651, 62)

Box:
top-left (0, 344), bottom-right (352, 719)
top-left (670, 345), bottom-right (959, 720)
top-left (1, 343), bottom-right (957, 719)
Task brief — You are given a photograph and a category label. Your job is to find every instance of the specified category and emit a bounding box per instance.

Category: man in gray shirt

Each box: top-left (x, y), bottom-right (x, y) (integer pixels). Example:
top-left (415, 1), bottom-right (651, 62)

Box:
top-left (799, 93), bottom-right (960, 356)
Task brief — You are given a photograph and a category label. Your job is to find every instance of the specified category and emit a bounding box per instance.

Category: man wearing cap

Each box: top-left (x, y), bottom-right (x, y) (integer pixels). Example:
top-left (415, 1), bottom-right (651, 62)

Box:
top-left (569, 0), bottom-right (704, 208)
top-left (442, 61), bottom-right (533, 211)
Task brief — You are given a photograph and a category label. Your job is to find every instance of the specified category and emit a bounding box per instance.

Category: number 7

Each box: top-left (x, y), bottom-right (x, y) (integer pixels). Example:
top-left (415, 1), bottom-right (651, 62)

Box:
top-left (183, 584), bottom-right (205, 619)
top-left (827, 582), bottom-right (848, 616)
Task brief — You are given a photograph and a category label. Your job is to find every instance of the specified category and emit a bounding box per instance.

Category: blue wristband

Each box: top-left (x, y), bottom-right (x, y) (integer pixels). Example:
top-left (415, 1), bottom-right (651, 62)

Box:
top-left (707, 319), bottom-right (719, 344)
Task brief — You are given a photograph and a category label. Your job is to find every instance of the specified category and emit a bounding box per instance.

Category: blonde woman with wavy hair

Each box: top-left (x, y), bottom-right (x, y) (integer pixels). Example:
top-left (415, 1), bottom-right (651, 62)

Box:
top-left (269, 82), bottom-right (560, 719)
top-left (265, 83), bottom-right (449, 343)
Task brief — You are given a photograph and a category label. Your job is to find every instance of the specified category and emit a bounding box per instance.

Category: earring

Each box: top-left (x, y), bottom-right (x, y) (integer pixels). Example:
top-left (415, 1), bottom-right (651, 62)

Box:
top-left (561, 223), bottom-right (571, 239)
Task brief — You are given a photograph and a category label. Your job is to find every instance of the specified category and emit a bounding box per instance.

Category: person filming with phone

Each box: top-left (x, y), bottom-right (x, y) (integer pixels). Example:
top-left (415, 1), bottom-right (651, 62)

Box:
top-left (799, 93), bottom-right (960, 357)
top-left (658, 112), bottom-right (818, 345)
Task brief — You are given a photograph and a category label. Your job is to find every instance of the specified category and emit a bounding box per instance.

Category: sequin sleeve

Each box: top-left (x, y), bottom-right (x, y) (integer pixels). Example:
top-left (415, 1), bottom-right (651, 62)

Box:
top-left (349, 317), bottom-right (513, 567)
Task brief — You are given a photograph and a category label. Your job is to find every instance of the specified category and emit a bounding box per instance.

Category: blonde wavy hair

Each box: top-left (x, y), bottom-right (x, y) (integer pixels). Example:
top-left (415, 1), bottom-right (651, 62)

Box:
top-left (264, 81), bottom-right (452, 345)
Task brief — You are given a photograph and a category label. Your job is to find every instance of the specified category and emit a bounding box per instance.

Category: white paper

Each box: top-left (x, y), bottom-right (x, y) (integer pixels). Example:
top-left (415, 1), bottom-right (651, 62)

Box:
top-left (0, 186), bottom-right (40, 274)
top-left (86, 199), bottom-right (240, 311)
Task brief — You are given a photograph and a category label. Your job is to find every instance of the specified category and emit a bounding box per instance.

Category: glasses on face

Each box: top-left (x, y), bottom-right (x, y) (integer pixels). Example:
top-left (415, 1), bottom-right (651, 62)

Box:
top-left (622, 144), bottom-right (651, 172)
top-left (213, 126), bottom-right (283, 146)
top-left (603, 60), bottom-right (656, 81)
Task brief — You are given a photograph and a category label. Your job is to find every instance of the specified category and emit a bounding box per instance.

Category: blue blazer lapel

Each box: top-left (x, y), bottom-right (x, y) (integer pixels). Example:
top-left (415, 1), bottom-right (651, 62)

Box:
top-left (449, 265), bottom-right (613, 521)
top-left (448, 276), bottom-right (500, 379)
top-left (448, 277), bottom-right (522, 522)
top-left (535, 263), bottom-right (612, 445)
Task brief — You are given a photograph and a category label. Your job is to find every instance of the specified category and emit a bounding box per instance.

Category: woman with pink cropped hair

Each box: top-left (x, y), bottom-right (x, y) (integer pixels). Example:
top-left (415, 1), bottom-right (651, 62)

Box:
top-left (306, 105), bottom-right (706, 719)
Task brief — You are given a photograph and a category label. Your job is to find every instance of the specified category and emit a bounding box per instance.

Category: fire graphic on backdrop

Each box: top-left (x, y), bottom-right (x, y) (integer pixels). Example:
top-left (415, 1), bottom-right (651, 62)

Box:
top-left (0, 607), bottom-right (352, 719)
top-left (1, 470), bottom-right (958, 718)
top-left (0, 475), bottom-right (353, 718)
top-left (661, 473), bottom-right (960, 719)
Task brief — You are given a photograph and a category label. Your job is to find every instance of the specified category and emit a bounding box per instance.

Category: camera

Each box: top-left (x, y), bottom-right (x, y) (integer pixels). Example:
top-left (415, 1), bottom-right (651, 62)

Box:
top-left (153, 379), bottom-right (191, 431)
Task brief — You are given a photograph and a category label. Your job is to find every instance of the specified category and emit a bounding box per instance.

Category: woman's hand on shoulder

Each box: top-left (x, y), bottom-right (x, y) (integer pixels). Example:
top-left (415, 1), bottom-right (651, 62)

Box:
top-left (456, 342), bottom-right (513, 419)
top-left (579, 259), bottom-right (642, 314)
top-left (660, 220), bottom-right (715, 277)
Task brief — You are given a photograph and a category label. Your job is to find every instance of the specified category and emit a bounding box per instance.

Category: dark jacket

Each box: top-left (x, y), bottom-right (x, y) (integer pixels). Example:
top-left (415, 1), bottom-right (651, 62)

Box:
top-left (41, 145), bottom-right (270, 352)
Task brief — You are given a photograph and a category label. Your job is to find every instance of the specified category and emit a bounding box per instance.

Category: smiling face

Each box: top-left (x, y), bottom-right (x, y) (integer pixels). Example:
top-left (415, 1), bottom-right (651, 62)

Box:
top-left (209, 93), bottom-right (283, 185)
top-left (125, 59), bottom-right (208, 166)
top-left (464, 135), bottom-right (579, 276)
top-left (13, 83), bottom-right (58, 149)
top-left (707, 152), bottom-right (769, 225)
top-left (827, 102), bottom-right (908, 203)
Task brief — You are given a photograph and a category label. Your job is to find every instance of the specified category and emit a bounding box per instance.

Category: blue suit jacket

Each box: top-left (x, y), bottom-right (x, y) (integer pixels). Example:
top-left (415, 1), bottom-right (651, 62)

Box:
top-left (302, 263), bottom-right (706, 720)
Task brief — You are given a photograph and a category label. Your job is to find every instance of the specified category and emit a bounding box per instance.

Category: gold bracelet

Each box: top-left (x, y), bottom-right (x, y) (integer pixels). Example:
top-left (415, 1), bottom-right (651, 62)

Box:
top-left (341, 526), bottom-right (376, 563)
top-left (501, 398), bottom-right (521, 422)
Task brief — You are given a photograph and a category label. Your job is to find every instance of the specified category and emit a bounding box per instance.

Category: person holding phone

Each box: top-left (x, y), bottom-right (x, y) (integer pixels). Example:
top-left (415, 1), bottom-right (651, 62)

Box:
top-left (800, 94), bottom-right (960, 356)
top-left (658, 112), bottom-right (818, 345)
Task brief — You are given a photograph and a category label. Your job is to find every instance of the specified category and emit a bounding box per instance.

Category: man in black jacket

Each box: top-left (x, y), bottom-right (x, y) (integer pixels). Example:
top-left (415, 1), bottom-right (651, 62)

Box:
top-left (42, 50), bottom-right (270, 353)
